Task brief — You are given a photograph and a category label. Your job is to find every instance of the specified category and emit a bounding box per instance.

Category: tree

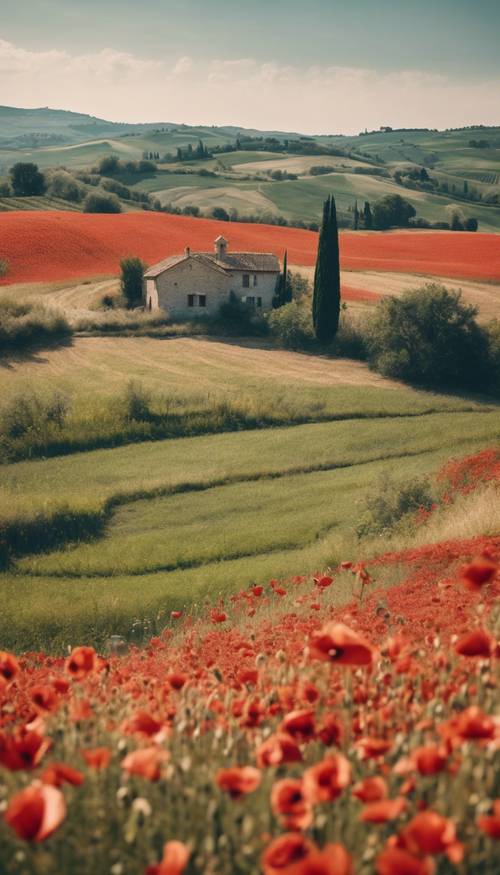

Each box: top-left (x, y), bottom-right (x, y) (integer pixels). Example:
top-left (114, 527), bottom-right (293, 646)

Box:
top-left (120, 257), bottom-right (147, 309)
top-left (98, 155), bottom-right (120, 176)
top-left (363, 201), bottom-right (373, 230)
top-left (312, 195), bottom-right (341, 343)
top-left (366, 284), bottom-right (488, 390)
top-left (353, 200), bottom-right (359, 230)
top-left (9, 163), bottom-right (46, 196)
top-left (372, 194), bottom-right (416, 229)
top-left (83, 191), bottom-right (122, 214)
top-left (212, 207), bottom-right (229, 221)
top-left (273, 250), bottom-right (292, 308)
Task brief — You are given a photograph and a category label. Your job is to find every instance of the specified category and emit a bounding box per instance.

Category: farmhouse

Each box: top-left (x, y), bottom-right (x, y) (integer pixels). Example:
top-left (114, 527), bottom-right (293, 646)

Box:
top-left (143, 236), bottom-right (280, 315)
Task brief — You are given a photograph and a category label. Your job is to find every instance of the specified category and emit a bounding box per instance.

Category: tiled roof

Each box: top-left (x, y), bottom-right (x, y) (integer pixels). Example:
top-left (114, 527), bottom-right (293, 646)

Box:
top-left (144, 250), bottom-right (279, 278)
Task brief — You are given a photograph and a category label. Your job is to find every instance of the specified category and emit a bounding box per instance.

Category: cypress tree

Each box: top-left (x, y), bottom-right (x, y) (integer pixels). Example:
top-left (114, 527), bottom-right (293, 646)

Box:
top-left (312, 195), bottom-right (341, 343)
top-left (364, 200), bottom-right (372, 230)
top-left (282, 250), bottom-right (292, 303)
top-left (353, 200), bottom-right (359, 230)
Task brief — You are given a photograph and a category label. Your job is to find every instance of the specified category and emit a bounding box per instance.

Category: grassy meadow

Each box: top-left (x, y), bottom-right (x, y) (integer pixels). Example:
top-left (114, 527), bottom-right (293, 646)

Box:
top-left (1, 325), bottom-right (499, 650)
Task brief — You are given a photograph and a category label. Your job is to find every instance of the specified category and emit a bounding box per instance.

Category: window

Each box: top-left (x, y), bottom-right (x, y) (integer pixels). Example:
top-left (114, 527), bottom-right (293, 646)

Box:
top-left (246, 296), bottom-right (255, 306)
top-left (198, 294), bottom-right (206, 307)
top-left (253, 274), bottom-right (258, 286)
top-left (187, 294), bottom-right (195, 307)
top-left (242, 274), bottom-right (250, 288)
top-left (187, 294), bottom-right (206, 308)
top-left (257, 297), bottom-right (262, 308)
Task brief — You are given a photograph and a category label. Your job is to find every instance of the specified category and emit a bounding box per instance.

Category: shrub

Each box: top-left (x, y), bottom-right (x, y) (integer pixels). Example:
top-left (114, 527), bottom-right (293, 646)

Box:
top-left (332, 311), bottom-right (368, 360)
top-left (120, 256), bottom-right (147, 309)
top-left (465, 217), bottom-right (478, 231)
top-left (356, 474), bottom-right (435, 539)
top-left (212, 207), bottom-right (230, 221)
top-left (0, 298), bottom-right (72, 355)
top-left (309, 165), bottom-right (334, 175)
top-left (118, 382), bottom-right (153, 422)
top-left (0, 180), bottom-right (12, 196)
top-left (98, 155), bottom-right (120, 176)
top-left (0, 392), bottom-right (69, 462)
top-left (217, 292), bottom-right (267, 336)
top-left (484, 320), bottom-right (500, 395)
top-left (47, 170), bottom-right (86, 203)
top-left (372, 194), bottom-right (416, 229)
top-left (83, 191), bottom-right (122, 214)
top-left (101, 178), bottom-right (132, 199)
top-left (267, 301), bottom-right (313, 349)
top-left (366, 283), bottom-right (489, 390)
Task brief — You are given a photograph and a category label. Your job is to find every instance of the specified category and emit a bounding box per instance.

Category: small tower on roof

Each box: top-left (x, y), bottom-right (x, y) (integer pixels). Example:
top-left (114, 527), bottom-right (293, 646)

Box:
top-left (214, 235), bottom-right (228, 260)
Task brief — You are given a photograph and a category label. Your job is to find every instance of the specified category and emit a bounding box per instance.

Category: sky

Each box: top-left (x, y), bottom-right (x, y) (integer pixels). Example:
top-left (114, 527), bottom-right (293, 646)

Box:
top-left (1, 0), bottom-right (499, 134)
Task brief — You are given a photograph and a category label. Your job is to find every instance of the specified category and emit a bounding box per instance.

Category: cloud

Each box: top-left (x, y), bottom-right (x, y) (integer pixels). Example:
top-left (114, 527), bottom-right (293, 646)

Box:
top-left (0, 38), bottom-right (498, 133)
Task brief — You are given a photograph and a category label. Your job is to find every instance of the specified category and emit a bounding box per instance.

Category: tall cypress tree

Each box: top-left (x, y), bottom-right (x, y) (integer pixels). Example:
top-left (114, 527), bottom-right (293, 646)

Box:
top-left (364, 200), bottom-right (373, 230)
top-left (282, 249), bottom-right (292, 303)
top-left (353, 200), bottom-right (359, 230)
top-left (312, 195), bottom-right (341, 343)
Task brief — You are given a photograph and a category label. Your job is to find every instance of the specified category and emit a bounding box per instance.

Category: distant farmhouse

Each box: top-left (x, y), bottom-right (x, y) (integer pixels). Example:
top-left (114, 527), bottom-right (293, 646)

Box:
top-left (143, 236), bottom-right (280, 315)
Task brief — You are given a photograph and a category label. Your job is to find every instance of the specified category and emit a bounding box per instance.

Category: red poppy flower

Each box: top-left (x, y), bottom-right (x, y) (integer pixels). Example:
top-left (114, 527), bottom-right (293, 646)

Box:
top-left (376, 847), bottom-right (435, 875)
top-left (303, 754), bottom-right (351, 804)
top-left (310, 623), bottom-right (374, 666)
top-left (411, 746), bottom-right (448, 776)
top-left (170, 611), bottom-right (183, 620)
top-left (281, 710), bottom-right (316, 742)
top-left (262, 833), bottom-right (314, 875)
top-left (5, 781), bottom-right (66, 842)
top-left (123, 711), bottom-right (163, 737)
top-left (352, 776), bottom-right (388, 802)
top-left (356, 736), bottom-right (393, 760)
top-left (121, 746), bottom-right (169, 781)
top-left (0, 728), bottom-right (51, 771)
top-left (460, 557), bottom-right (497, 591)
top-left (146, 840), bottom-right (190, 875)
top-left (478, 800), bottom-right (500, 839)
top-left (271, 778), bottom-right (312, 830)
top-left (314, 576), bottom-right (333, 589)
top-left (402, 811), bottom-right (463, 861)
top-left (297, 843), bottom-right (353, 875)
top-left (455, 629), bottom-right (493, 658)
top-left (41, 762), bottom-right (85, 787)
top-left (251, 585), bottom-right (263, 597)
top-left (456, 706), bottom-right (496, 741)
top-left (257, 733), bottom-right (302, 768)
top-left (0, 650), bottom-right (20, 689)
top-left (210, 610), bottom-right (227, 624)
top-left (360, 797), bottom-right (407, 823)
top-left (317, 714), bottom-right (343, 747)
top-left (65, 646), bottom-right (97, 680)
top-left (82, 747), bottom-right (111, 769)
top-left (30, 685), bottom-right (60, 714)
top-left (215, 766), bottom-right (261, 799)
top-left (167, 672), bottom-right (188, 691)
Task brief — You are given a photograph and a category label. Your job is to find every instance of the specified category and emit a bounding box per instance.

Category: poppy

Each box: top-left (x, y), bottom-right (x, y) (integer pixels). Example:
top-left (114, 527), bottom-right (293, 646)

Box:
top-left (360, 797), bottom-right (407, 823)
top-left (167, 673), bottom-right (188, 691)
top-left (5, 781), bottom-right (66, 842)
top-left (210, 610), bottom-right (227, 624)
top-left (314, 576), bottom-right (333, 589)
top-left (121, 746), bottom-right (169, 781)
top-left (257, 733), bottom-right (302, 768)
top-left (460, 557), bottom-right (497, 591)
top-left (375, 847), bottom-right (435, 875)
top-left (65, 646), bottom-right (97, 680)
top-left (251, 585), bottom-right (264, 597)
top-left (303, 754), bottom-right (351, 804)
top-left (170, 611), bottom-right (183, 620)
top-left (318, 714), bottom-right (343, 747)
top-left (30, 685), bottom-right (60, 714)
top-left (41, 762), bottom-right (84, 787)
top-left (456, 706), bottom-right (495, 741)
top-left (262, 833), bottom-right (314, 875)
top-left (0, 728), bottom-right (51, 771)
top-left (146, 840), bottom-right (190, 875)
top-left (455, 629), bottom-right (493, 658)
top-left (310, 623), bottom-right (373, 666)
top-left (82, 747), bottom-right (111, 769)
top-left (352, 776), bottom-right (388, 802)
top-left (123, 711), bottom-right (163, 737)
top-left (411, 746), bottom-right (448, 776)
top-left (0, 651), bottom-right (20, 689)
top-left (271, 778), bottom-right (312, 830)
top-left (215, 766), bottom-right (261, 799)
top-left (297, 843), bottom-right (353, 875)
top-left (478, 800), bottom-right (500, 839)
top-left (356, 736), bottom-right (393, 760)
top-left (281, 710), bottom-right (316, 742)
top-left (402, 811), bottom-right (463, 862)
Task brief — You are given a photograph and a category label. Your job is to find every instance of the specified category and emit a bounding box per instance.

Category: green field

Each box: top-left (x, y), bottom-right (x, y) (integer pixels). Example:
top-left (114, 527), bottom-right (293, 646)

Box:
top-left (1, 330), bottom-right (499, 651)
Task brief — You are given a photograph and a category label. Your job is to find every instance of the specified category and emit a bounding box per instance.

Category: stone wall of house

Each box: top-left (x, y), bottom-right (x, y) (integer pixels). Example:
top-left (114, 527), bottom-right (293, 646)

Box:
top-left (147, 257), bottom-right (278, 315)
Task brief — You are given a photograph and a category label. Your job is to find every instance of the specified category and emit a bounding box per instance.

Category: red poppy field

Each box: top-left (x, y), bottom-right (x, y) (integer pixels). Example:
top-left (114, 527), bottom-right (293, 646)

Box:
top-left (1, 451), bottom-right (499, 874)
top-left (1, 211), bottom-right (500, 286)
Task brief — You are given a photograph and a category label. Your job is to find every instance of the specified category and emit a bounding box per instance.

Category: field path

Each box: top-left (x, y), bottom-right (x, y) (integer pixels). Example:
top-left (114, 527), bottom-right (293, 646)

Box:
top-left (1, 211), bottom-right (500, 284)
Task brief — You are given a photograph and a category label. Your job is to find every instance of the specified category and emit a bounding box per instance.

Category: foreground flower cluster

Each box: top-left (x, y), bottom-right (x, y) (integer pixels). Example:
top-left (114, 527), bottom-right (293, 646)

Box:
top-left (0, 537), bottom-right (499, 874)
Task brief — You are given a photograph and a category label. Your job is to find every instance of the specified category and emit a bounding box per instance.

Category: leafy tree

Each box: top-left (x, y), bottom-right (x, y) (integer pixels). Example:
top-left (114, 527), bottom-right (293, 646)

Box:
top-left (83, 191), bottom-right (122, 214)
top-left (363, 201), bottom-right (373, 230)
top-left (372, 194), bottom-right (416, 229)
top-left (312, 195), bottom-right (341, 343)
top-left (120, 257), bottom-right (147, 309)
top-left (465, 217), bottom-right (478, 231)
top-left (212, 207), bottom-right (229, 221)
top-left (366, 283), bottom-right (489, 390)
top-left (9, 163), bottom-right (46, 196)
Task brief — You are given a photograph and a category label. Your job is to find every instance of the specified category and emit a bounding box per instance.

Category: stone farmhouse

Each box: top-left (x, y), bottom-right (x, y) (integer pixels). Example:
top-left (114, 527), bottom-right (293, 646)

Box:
top-left (143, 236), bottom-right (280, 315)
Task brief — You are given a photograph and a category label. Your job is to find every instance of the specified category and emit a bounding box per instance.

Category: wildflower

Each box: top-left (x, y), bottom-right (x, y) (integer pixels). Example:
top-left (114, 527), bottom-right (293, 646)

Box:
top-left (0, 728), bottom-right (51, 771)
top-left (271, 778), bottom-right (312, 830)
top-left (41, 762), bottom-right (84, 787)
top-left (314, 575), bottom-right (333, 589)
top-left (146, 840), bottom-right (189, 875)
top-left (455, 629), bottom-right (493, 658)
top-left (65, 646), bottom-right (98, 679)
top-left (356, 736), bottom-right (392, 759)
top-left (298, 843), bottom-right (353, 875)
top-left (303, 754), bottom-right (351, 804)
top-left (215, 766), bottom-right (261, 799)
top-left (411, 746), bottom-right (448, 776)
top-left (262, 833), bottom-right (314, 875)
top-left (257, 733), bottom-right (302, 768)
top-left (360, 797), bottom-right (407, 823)
top-left (376, 847), bottom-right (435, 875)
top-left (478, 800), bottom-right (500, 839)
top-left (82, 747), bottom-right (111, 769)
top-left (5, 781), bottom-right (66, 842)
top-left (122, 746), bottom-right (169, 782)
top-left (352, 776), bottom-right (388, 802)
top-left (460, 557), bottom-right (497, 591)
top-left (30, 685), bottom-right (60, 714)
top-left (310, 623), bottom-right (374, 666)
top-left (166, 672), bottom-right (188, 691)
top-left (170, 611), bottom-right (183, 620)
top-left (0, 651), bottom-right (20, 689)
top-left (281, 710), bottom-right (316, 742)
top-left (401, 811), bottom-right (463, 862)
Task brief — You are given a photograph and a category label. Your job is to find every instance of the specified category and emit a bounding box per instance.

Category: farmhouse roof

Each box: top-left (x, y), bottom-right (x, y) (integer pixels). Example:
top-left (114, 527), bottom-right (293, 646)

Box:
top-left (144, 244), bottom-right (279, 278)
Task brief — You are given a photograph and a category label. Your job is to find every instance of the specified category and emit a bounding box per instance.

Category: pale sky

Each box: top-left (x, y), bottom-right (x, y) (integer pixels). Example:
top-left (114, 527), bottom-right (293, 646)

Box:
top-left (1, 0), bottom-right (499, 134)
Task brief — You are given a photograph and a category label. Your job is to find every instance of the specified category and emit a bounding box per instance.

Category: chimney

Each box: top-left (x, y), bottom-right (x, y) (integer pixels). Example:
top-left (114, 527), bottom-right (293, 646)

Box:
top-left (184, 245), bottom-right (191, 256)
top-left (214, 235), bottom-right (228, 260)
